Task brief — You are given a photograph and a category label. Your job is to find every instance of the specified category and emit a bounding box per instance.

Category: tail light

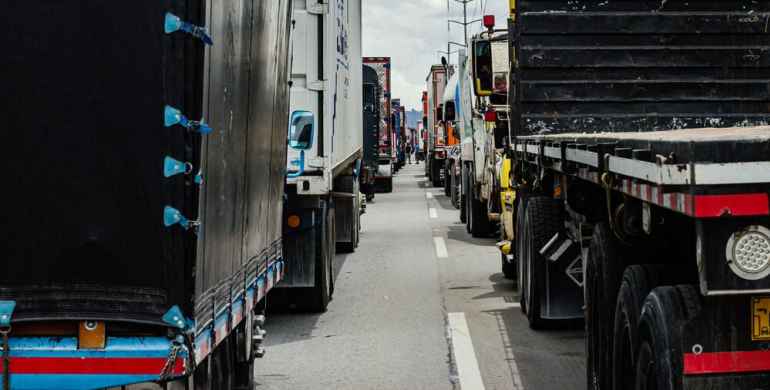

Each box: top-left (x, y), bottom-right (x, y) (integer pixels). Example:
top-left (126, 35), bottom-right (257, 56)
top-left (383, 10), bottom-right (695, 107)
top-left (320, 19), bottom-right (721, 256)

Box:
top-left (483, 15), bottom-right (495, 30)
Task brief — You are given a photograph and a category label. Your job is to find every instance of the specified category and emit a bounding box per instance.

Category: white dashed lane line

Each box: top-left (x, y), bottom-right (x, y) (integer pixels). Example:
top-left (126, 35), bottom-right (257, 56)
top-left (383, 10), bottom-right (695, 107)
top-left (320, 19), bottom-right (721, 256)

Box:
top-left (448, 312), bottom-right (486, 390)
top-left (426, 192), bottom-right (434, 199)
top-left (434, 237), bottom-right (448, 258)
top-left (429, 208), bottom-right (438, 219)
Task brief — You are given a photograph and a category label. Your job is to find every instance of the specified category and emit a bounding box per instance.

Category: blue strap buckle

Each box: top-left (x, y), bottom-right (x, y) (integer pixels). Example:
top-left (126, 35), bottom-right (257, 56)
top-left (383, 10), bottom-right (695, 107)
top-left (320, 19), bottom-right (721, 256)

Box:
top-left (164, 206), bottom-right (200, 231)
top-left (164, 105), bottom-right (213, 135)
top-left (162, 306), bottom-right (194, 331)
top-left (0, 301), bottom-right (16, 329)
top-left (164, 156), bottom-right (194, 178)
top-left (164, 13), bottom-right (213, 45)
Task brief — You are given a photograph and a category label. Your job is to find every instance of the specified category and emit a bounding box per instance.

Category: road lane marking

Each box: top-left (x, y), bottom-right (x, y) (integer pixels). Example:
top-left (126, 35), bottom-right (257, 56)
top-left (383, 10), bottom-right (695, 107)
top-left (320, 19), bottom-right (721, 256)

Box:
top-left (429, 208), bottom-right (438, 219)
top-left (434, 237), bottom-right (448, 258)
top-left (448, 312), bottom-right (486, 390)
top-left (426, 192), bottom-right (434, 199)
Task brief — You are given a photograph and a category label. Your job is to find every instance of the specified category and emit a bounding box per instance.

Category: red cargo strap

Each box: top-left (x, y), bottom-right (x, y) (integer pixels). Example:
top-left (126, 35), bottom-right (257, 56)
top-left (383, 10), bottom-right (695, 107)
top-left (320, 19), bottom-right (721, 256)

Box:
top-left (684, 350), bottom-right (770, 375)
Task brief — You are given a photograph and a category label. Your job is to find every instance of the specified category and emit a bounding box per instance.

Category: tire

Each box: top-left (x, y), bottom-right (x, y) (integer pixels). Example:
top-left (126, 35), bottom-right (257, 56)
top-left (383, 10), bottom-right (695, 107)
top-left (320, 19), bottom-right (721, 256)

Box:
top-left (469, 191), bottom-right (491, 238)
top-left (211, 337), bottom-right (234, 390)
top-left (384, 178), bottom-right (393, 193)
top-left (515, 192), bottom-right (529, 310)
top-left (635, 286), bottom-right (701, 390)
top-left (232, 320), bottom-right (255, 390)
top-left (586, 223), bottom-right (630, 390)
top-left (431, 160), bottom-right (443, 187)
top-left (366, 193), bottom-right (374, 202)
top-left (444, 161), bottom-right (452, 196)
top-left (520, 196), bottom-right (562, 329)
top-left (193, 355), bottom-right (211, 390)
top-left (612, 265), bottom-right (668, 390)
top-left (502, 252), bottom-right (516, 280)
top-left (451, 169), bottom-right (460, 209)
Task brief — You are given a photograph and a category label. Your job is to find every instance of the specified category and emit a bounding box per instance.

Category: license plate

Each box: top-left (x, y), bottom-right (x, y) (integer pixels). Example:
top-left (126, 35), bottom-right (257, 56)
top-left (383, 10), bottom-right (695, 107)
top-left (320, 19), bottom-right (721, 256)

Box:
top-left (752, 297), bottom-right (770, 341)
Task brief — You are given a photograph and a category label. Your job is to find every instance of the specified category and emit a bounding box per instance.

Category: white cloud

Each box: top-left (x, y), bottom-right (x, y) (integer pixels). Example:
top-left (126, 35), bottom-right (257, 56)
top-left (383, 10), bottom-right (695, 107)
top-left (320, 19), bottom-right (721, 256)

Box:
top-left (362, 0), bottom-right (508, 110)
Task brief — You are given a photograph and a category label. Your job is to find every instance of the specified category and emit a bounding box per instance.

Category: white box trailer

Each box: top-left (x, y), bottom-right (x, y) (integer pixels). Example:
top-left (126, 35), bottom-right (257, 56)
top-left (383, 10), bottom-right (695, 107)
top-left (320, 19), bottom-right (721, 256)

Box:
top-left (278, 0), bottom-right (363, 312)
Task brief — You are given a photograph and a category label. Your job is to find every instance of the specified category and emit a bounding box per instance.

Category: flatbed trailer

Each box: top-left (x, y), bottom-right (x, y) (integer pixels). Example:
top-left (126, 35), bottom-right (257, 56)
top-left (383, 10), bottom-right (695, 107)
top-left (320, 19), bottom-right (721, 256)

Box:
top-left (503, 1), bottom-right (770, 389)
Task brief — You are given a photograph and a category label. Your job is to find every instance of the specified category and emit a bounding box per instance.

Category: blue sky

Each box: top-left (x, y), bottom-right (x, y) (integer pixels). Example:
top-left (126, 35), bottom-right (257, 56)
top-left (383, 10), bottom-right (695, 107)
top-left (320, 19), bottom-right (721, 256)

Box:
top-left (362, 0), bottom-right (509, 110)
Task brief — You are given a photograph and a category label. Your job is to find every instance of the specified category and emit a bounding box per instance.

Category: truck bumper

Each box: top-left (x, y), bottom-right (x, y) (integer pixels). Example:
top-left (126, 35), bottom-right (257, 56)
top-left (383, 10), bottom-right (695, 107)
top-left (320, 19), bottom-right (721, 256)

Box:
top-left (682, 295), bottom-right (770, 388)
top-left (5, 337), bottom-right (187, 390)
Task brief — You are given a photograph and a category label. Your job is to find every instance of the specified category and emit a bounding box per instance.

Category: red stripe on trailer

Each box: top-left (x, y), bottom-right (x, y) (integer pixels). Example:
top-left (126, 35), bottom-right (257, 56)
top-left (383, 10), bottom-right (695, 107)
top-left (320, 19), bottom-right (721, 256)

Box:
top-left (693, 193), bottom-right (770, 218)
top-left (9, 357), bottom-right (184, 375)
top-left (684, 350), bottom-right (770, 375)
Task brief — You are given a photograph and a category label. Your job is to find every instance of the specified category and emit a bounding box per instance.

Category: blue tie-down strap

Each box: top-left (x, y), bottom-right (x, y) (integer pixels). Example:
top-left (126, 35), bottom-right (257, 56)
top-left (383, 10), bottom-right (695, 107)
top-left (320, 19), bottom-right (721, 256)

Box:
top-left (5, 336), bottom-right (189, 390)
top-left (164, 13), bottom-right (213, 45)
top-left (0, 301), bottom-right (15, 328)
top-left (164, 105), bottom-right (213, 135)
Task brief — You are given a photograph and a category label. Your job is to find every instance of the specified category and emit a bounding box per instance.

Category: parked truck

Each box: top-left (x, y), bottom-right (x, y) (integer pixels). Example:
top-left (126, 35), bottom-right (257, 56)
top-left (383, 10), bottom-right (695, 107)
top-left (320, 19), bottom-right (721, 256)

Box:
top-left (441, 69), bottom-right (462, 207)
top-left (363, 57), bottom-right (394, 193)
top-left (496, 1), bottom-right (770, 389)
top-left (0, 2), bottom-right (293, 389)
top-left (361, 64), bottom-right (382, 201)
top-left (458, 21), bottom-right (511, 241)
top-left (425, 66), bottom-right (449, 187)
top-left (279, 0), bottom-right (363, 312)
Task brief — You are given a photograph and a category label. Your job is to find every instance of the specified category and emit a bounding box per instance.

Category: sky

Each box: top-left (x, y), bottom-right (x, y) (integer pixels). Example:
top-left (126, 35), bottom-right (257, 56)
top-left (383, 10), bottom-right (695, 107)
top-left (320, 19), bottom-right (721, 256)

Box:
top-left (362, 0), bottom-right (509, 111)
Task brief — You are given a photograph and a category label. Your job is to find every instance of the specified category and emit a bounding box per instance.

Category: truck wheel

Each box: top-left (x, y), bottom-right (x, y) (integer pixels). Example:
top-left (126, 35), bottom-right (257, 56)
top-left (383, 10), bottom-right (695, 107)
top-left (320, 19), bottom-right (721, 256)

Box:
top-left (451, 168), bottom-right (460, 209)
top-left (431, 160), bottom-right (443, 187)
top-left (515, 192), bottom-right (529, 308)
top-left (232, 320), bottom-right (255, 389)
top-left (193, 355), bottom-right (212, 390)
top-left (211, 337), bottom-right (234, 390)
top-left (611, 265), bottom-right (667, 390)
top-left (635, 286), bottom-right (701, 390)
top-left (521, 196), bottom-right (562, 329)
top-left (444, 161), bottom-right (452, 196)
top-left (586, 223), bottom-right (629, 390)
top-left (469, 192), bottom-right (491, 238)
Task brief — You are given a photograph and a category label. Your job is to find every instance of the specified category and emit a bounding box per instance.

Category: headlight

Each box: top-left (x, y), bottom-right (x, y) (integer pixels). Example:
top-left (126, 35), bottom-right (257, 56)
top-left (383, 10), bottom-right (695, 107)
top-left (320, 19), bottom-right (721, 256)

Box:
top-left (727, 225), bottom-right (770, 280)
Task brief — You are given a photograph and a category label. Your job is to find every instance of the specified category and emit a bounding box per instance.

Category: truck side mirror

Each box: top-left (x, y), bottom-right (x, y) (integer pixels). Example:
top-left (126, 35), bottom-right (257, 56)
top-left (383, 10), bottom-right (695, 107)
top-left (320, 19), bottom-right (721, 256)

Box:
top-left (289, 110), bottom-right (315, 150)
top-left (472, 40), bottom-right (493, 97)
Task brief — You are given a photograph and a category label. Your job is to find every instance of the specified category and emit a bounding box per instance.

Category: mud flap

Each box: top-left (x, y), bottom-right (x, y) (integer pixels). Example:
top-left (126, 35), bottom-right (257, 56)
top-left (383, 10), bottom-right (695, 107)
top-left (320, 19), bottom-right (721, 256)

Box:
top-left (538, 232), bottom-right (585, 319)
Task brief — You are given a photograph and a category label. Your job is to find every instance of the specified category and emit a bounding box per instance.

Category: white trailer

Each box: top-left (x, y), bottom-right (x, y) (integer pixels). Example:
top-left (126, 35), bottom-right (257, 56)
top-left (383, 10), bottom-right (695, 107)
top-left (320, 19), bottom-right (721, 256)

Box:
top-left (278, 0), bottom-right (363, 312)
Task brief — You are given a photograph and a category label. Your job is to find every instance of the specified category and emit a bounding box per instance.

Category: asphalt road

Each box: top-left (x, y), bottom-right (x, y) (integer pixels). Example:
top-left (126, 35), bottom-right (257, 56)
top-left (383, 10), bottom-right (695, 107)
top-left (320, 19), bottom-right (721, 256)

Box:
top-left (255, 162), bottom-right (585, 390)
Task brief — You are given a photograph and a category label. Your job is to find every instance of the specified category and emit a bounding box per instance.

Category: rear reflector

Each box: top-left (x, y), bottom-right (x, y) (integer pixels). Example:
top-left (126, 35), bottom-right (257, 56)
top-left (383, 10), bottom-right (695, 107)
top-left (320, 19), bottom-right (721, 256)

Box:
top-left (694, 193), bottom-right (769, 218)
top-left (484, 110), bottom-right (497, 123)
top-left (684, 350), bottom-right (770, 375)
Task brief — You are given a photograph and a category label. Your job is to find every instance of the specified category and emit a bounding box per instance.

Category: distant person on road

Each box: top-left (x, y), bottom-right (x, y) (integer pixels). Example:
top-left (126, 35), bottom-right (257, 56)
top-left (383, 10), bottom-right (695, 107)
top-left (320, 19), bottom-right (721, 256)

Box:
top-left (406, 143), bottom-right (413, 164)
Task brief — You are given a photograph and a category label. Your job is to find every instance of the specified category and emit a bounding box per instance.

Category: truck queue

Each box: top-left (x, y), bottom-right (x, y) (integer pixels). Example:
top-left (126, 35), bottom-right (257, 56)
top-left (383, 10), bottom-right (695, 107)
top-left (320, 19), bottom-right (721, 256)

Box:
top-left (3, 1), bottom-right (770, 389)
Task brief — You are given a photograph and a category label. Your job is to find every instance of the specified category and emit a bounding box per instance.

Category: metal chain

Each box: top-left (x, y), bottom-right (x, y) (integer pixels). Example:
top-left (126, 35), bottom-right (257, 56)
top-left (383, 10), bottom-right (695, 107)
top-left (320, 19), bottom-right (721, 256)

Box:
top-left (1, 327), bottom-right (10, 390)
top-left (159, 341), bottom-right (181, 381)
